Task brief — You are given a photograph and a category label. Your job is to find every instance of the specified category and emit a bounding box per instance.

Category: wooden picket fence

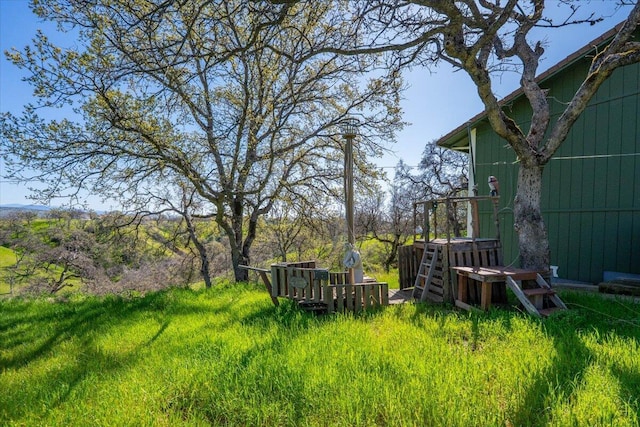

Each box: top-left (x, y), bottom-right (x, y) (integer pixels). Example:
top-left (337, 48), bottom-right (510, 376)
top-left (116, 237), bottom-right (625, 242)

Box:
top-left (323, 282), bottom-right (389, 314)
top-left (262, 261), bottom-right (389, 314)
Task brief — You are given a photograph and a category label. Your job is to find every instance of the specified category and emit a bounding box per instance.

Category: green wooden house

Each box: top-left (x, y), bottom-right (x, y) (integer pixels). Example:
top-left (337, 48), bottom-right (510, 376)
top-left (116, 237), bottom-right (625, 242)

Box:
top-left (437, 25), bottom-right (640, 285)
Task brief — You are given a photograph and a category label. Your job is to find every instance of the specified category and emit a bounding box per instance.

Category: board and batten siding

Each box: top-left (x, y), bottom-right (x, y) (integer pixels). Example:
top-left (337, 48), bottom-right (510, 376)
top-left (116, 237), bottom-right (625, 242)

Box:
top-left (474, 56), bottom-right (640, 284)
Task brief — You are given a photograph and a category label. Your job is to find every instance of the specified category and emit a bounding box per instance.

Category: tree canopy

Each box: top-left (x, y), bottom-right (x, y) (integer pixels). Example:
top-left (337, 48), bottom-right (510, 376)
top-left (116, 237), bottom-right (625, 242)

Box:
top-left (1, 0), bottom-right (403, 280)
top-left (5, 0), bottom-right (639, 278)
top-left (299, 0), bottom-right (640, 271)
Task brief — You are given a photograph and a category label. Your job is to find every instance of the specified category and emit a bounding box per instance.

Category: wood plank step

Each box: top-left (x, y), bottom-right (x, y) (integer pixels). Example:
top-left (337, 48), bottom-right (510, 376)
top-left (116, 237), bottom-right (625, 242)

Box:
top-left (455, 299), bottom-right (482, 313)
top-left (523, 288), bottom-right (556, 296)
top-left (427, 287), bottom-right (444, 296)
top-left (506, 276), bottom-right (541, 317)
top-left (599, 280), bottom-right (640, 296)
top-left (539, 307), bottom-right (565, 317)
top-left (424, 293), bottom-right (444, 303)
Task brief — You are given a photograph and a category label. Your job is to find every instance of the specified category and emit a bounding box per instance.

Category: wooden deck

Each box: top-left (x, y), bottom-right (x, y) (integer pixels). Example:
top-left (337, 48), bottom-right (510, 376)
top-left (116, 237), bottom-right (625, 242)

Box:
top-left (412, 237), bottom-right (501, 249)
top-left (388, 288), bottom-right (413, 305)
top-left (400, 238), bottom-right (503, 303)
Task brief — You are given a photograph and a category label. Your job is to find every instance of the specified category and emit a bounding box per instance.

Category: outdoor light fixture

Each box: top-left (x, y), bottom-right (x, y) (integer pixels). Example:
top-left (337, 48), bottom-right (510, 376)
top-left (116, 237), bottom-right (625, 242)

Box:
top-left (340, 116), bottom-right (359, 139)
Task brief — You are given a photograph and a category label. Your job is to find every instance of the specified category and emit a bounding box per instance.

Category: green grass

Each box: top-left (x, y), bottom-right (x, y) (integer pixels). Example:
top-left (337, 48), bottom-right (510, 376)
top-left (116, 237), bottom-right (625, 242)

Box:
top-left (368, 267), bottom-right (400, 289)
top-left (0, 246), bottom-right (15, 267)
top-left (0, 246), bottom-right (17, 294)
top-left (0, 245), bottom-right (83, 296)
top-left (1, 285), bottom-right (639, 426)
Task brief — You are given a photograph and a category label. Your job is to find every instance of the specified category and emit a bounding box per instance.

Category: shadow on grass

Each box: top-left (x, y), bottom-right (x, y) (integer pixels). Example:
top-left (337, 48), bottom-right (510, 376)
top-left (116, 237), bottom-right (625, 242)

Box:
top-left (183, 288), bottom-right (640, 426)
top-left (164, 340), bottom-right (308, 425)
top-left (381, 291), bottom-right (639, 426)
top-left (4, 285), bottom-right (638, 425)
top-left (511, 315), bottom-right (591, 426)
top-left (1, 301), bottom-right (116, 370)
top-left (0, 286), bottom-right (320, 424)
top-left (0, 288), bottom-right (241, 375)
top-left (0, 291), bottom-right (178, 370)
top-left (510, 291), bottom-right (640, 426)
top-left (611, 364), bottom-right (640, 421)
top-left (146, 319), bottom-right (171, 346)
top-left (0, 291), bottom-right (193, 422)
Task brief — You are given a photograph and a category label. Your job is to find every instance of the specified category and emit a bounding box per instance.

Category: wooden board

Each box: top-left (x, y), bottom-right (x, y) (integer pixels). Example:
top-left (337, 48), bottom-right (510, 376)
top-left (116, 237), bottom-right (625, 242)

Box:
top-left (598, 280), bottom-right (640, 296)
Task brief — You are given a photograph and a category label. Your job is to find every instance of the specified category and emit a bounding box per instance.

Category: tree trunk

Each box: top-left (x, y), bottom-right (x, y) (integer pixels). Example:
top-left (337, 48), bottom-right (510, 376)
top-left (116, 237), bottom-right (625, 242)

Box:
top-left (513, 164), bottom-right (550, 272)
top-left (383, 236), bottom-right (400, 273)
top-left (447, 202), bottom-right (463, 237)
top-left (229, 199), bottom-right (250, 282)
top-left (184, 211), bottom-right (213, 288)
top-left (194, 242), bottom-right (212, 288)
top-left (229, 222), bottom-right (249, 282)
top-left (231, 245), bottom-right (249, 282)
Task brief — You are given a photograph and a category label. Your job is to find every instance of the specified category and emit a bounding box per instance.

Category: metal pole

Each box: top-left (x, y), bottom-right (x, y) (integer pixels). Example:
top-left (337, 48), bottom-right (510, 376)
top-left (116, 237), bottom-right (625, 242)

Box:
top-left (341, 117), bottom-right (358, 284)
top-left (344, 134), bottom-right (355, 284)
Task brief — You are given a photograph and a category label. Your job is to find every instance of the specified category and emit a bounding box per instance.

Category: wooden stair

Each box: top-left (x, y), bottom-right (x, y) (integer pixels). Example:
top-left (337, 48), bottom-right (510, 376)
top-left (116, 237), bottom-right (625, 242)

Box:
top-left (506, 273), bottom-right (567, 317)
top-left (538, 307), bottom-right (565, 317)
top-left (412, 245), bottom-right (443, 302)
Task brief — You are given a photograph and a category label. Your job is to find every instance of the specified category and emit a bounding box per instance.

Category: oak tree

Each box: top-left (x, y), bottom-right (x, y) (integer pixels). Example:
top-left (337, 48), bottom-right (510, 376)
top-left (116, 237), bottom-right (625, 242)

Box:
top-left (2, 0), bottom-right (402, 281)
top-left (308, 0), bottom-right (640, 272)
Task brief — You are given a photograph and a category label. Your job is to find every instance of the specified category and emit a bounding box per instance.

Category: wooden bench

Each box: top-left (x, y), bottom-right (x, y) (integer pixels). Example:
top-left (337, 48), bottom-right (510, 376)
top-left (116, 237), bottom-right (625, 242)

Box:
top-left (452, 266), bottom-right (541, 311)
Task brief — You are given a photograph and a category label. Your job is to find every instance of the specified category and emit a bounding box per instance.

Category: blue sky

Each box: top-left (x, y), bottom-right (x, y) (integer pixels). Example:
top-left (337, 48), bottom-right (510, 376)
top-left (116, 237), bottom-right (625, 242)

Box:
top-left (0, 0), bottom-right (634, 210)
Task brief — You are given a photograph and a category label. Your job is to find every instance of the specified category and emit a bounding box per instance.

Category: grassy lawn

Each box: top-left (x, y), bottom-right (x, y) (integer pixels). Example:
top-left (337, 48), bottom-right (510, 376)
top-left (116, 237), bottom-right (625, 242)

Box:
top-left (0, 246), bottom-right (17, 295)
top-left (1, 284), bottom-right (639, 426)
top-left (368, 268), bottom-right (400, 289)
